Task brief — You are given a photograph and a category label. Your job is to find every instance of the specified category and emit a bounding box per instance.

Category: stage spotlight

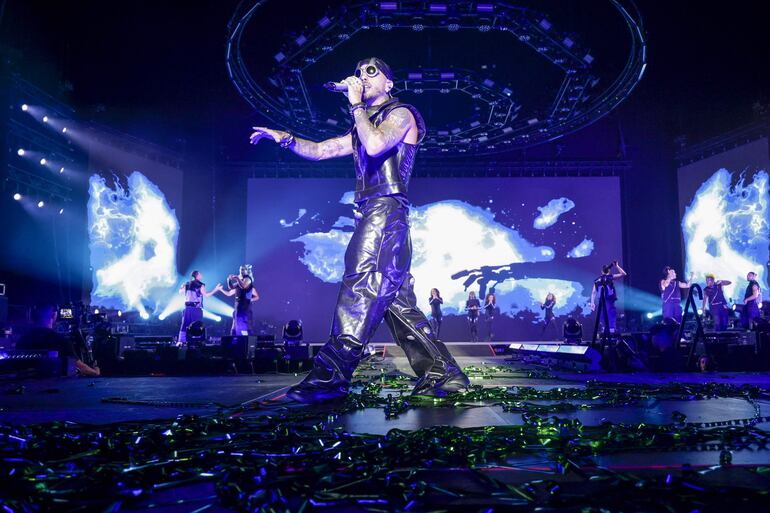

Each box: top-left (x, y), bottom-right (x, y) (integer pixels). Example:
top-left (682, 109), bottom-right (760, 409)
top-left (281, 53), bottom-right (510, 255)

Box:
top-left (17, 149), bottom-right (25, 156)
top-left (37, 200), bottom-right (45, 208)
top-left (13, 193), bottom-right (22, 201)
top-left (186, 321), bottom-right (207, 345)
top-left (40, 158), bottom-right (47, 165)
top-left (58, 208), bottom-right (64, 215)
top-left (94, 308), bottom-right (100, 314)
top-left (697, 309), bottom-right (703, 315)
top-left (117, 310), bottom-right (122, 317)
top-left (139, 311), bottom-right (149, 320)
top-left (283, 319), bottom-right (303, 345)
top-left (62, 127), bottom-right (68, 133)
top-left (563, 317), bottom-right (582, 344)
top-left (646, 312), bottom-right (654, 319)
top-left (59, 167), bottom-right (65, 174)
top-left (21, 104), bottom-right (28, 111)
top-left (43, 116), bottom-right (49, 123)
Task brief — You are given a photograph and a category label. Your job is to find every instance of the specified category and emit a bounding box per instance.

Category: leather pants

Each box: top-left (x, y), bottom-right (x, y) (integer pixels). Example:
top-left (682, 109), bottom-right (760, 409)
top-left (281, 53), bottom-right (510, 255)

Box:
top-left (288, 195), bottom-right (468, 402)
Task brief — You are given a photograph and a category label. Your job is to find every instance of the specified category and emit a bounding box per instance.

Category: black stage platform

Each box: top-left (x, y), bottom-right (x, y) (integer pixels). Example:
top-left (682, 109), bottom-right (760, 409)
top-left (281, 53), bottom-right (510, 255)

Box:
top-left (2, 350), bottom-right (770, 512)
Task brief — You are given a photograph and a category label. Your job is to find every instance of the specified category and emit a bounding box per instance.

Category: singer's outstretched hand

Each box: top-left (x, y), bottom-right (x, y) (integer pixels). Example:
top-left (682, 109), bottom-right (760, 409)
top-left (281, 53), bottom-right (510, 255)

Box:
top-left (249, 127), bottom-right (288, 145)
top-left (341, 76), bottom-right (364, 104)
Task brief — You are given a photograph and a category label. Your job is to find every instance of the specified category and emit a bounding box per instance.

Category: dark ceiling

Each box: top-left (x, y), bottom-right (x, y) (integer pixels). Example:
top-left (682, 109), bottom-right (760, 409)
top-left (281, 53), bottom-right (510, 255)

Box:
top-left (2, 0), bottom-right (768, 160)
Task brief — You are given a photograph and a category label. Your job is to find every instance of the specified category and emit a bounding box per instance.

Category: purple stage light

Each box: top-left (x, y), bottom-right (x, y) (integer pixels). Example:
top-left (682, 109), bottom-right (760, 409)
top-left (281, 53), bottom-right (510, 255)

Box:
top-left (379, 2), bottom-right (397, 10)
top-left (476, 4), bottom-right (494, 13)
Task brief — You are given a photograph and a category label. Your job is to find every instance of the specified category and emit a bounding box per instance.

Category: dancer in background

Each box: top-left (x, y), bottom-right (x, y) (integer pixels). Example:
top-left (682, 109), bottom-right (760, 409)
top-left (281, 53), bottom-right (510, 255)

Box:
top-left (466, 291), bottom-right (481, 341)
top-left (590, 261), bottom-right (627, 333)
top-left (702, 274), bottom-right (731, 331)
top-left (743, 271), bottom-right (762, 329)
top-left (217, 265), bottom-right (259, 336)
top-left (178, 271), bottom-right (222, 344)
top-left (483, 292), bottom-right (497, 341)
top-left (660, 266), bottom-right (693, 324)
top-left (250, 57), bottom-right (468, 402)
top-left (429, 288), bottom-right (443, 339)
top-left (541, 292), bottom-right (557, 339)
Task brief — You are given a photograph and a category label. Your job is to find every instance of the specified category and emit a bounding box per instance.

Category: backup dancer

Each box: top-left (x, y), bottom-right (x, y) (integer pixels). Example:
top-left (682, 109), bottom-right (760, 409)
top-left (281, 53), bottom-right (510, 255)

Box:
top-left (178, 271), bottom-right (221, 343)
top-left (660, 267), bottom-right (693, 323)
top-left (702, 274), bottom-right (731, 331)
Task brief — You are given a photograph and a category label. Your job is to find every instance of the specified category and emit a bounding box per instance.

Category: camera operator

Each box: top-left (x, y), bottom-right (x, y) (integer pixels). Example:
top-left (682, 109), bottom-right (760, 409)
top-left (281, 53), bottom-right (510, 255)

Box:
top-left (16, 305), bottom-right (100, 376)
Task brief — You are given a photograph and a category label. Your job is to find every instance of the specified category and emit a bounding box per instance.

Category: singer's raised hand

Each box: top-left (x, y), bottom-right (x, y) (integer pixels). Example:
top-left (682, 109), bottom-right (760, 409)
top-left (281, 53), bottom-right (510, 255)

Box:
top-left (249, 127), bottom-right (288, 145)
top-left (342, 76), bottom-right (364, 104)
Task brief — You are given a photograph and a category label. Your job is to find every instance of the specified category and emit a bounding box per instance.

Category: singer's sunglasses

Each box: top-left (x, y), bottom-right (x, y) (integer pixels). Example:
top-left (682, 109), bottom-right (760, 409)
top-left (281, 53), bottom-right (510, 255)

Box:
top-left (355, 64), bottom-right (381, 79)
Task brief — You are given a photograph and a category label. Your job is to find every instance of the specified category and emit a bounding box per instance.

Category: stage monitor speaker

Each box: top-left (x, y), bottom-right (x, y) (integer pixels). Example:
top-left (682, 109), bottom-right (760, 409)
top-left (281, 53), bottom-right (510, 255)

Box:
top-left (95, 336), bottom-right (136, 359)
top-left (284, 344), bottom-right (311, 361)
top-left (256, 334), bottom-right (276, 348)
top-left (221, 335), bottom-right (257, 359)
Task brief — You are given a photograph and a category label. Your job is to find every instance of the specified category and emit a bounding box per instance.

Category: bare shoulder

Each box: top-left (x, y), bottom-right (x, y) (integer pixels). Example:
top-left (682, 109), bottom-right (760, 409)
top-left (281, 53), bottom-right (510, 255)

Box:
top-left (386, 106), bottom-right (415, 126)
top-left (385, 107), bottom-right (418, 143)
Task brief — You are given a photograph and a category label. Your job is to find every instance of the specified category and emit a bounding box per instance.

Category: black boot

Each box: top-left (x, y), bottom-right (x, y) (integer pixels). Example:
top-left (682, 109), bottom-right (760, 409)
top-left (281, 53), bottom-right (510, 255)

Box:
top-left (286, 336), bottom-right (364, 403)
top-left (384, 307), bottom-right (470, 397)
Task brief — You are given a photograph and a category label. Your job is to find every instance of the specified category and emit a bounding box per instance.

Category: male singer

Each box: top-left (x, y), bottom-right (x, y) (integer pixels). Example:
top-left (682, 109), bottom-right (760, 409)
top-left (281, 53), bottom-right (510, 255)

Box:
top-left (249, 58), bottom-right (469, 403)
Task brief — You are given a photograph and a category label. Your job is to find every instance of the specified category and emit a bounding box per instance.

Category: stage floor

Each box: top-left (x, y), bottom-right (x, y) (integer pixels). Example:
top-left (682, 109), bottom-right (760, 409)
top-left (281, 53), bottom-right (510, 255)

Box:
top-left (3, 355), bottom-right (770, 511)
top-left (4, 355), bottom-right (770, 434)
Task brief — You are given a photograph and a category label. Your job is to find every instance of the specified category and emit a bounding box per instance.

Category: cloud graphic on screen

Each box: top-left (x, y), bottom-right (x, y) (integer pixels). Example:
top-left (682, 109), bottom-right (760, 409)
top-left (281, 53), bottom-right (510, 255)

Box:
top-left (279, 209), bottom-right (307, 227)
top-left (332, 216), bottom-right (355, 229)
top-left (533, 197), bottom-right (575, 229)
top-left (292, 229), bottom-right (352, 283)
top-left (495, 278), bottom-right (589, 321)
top-left (567, 238), bottom-right (595, 258)
top-left (88, 172), bottom-right (179, 317)
top-left (339, 191), bottom-right (356, 205)
top-left (682, 169), bottom-right (769, 301)
top-left (291, 199), bottom-right (593, 318)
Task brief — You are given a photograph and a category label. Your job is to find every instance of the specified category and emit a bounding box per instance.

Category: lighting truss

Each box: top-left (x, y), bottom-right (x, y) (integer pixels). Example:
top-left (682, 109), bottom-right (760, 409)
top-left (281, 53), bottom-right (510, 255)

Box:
top-left (227, 0), bottom-right (646, 155)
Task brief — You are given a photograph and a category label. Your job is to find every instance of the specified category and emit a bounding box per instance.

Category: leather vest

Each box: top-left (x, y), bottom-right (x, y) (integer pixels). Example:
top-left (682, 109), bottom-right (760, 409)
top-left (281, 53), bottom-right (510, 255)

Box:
top-left (350, 97), bottom-right (426, 203)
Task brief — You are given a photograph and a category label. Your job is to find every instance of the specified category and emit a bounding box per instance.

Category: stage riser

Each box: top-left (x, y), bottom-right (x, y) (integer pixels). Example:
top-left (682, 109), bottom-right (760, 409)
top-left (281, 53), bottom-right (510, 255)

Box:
top-left (508, 344), bottom-right (602, 372)
top-left (378, 343), bottom-right (499, 358)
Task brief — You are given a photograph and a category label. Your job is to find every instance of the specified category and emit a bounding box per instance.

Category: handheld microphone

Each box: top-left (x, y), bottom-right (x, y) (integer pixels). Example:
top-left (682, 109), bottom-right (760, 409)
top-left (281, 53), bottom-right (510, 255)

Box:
top-left (323, 81), bottom-right (348, 92)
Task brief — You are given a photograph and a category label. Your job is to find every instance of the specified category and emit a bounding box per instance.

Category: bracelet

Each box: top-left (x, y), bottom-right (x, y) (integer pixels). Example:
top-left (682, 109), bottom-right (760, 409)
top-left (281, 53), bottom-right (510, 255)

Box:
top-left (349, 102), bottom-right (366, 115)
top-left (279, 133), bottom-right (296, 149)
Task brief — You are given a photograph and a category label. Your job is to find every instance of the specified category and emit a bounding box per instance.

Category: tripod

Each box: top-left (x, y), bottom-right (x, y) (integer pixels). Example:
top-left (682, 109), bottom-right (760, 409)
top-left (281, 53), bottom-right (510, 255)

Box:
top-left (681, 284), bottom-right (709, 369)
top-left (591, 287), bottom-right (613, 351)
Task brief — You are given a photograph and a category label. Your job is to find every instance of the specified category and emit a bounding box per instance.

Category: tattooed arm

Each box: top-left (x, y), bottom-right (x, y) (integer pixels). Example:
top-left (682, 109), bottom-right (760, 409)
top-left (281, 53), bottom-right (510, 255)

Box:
top-left (249, 128), bottom-right (353, 161)
top-left (352, 107), bottom-right (415, 157)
